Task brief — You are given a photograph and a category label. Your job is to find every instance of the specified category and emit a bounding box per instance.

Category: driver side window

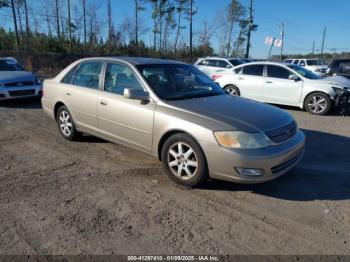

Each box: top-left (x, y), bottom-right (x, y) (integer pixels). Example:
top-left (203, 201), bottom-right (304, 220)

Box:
top-left (104, 63), bottom-right (144, 95)
top-left (267, 65), bottom-right (295, 79)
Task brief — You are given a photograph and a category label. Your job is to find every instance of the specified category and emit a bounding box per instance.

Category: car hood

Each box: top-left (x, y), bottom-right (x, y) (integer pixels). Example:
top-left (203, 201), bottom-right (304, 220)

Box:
top-left (165, 95), bottom-right (294, 133)
top-left (0, 71), bottom-right (35, 83)
top-left (318, 76), bottom-right (350, 89)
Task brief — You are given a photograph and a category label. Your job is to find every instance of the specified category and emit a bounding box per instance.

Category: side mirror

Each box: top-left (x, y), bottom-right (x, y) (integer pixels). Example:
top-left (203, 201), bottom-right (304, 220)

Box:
top-left (124, 88), bottom-right (149, 101)
top-left (300, 63), bottom-right (305, 67)
top-left (288, 74), bottom-right (300, 81)
top-left (226, 65), bottom-right (233, 68)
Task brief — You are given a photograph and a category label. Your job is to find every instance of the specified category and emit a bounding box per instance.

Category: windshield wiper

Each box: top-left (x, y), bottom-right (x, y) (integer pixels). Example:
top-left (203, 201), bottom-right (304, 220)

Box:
top-left (165, 92), bottom-right (222, 101)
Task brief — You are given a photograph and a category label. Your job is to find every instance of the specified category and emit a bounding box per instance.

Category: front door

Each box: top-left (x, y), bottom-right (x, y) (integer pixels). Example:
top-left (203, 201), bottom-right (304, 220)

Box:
top-left (98, 62), bottom-right (156, 152)
top-left (264, 65), bottom-right (303, 106)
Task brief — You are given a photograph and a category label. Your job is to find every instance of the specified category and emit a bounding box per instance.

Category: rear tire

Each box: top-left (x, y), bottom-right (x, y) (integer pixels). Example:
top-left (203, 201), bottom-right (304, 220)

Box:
top-left (224, 85), bottom-right (240, 96)
top-left (161, 133), bottom-right (208, 188)
top-left (304, 92), bottom-right (331, 115)
top-left (56, 105), bottom-right (80, 140)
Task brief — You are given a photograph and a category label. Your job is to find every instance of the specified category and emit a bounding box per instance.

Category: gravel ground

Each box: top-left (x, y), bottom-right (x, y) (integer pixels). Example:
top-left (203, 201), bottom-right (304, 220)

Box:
top-left (0, 98), bottom-right (349, 255)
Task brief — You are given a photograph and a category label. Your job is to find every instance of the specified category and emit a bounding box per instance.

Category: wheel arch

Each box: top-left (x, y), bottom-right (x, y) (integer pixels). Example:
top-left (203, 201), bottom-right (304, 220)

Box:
top-left (157, 130), bottom-right (204, 161)
top-left (302, 91), bottom-right (332, 109)
top-left (54, 101), bottom-right (66, 120)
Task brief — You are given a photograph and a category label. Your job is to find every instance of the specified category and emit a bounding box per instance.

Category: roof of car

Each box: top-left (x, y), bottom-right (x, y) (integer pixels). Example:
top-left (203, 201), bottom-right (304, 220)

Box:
top-left (81, 56), bottom-right (186, 65)
top-left (198, 57), bottom-right (242, 60)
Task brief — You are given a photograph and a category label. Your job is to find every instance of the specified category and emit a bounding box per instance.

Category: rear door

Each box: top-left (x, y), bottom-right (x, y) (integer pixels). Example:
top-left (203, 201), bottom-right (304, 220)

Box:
top-left (236, 64), bottom-right (265, 101)
top-left (60, 60), bottom-right (103, 131)
top-left (264, 65), bottom-right (303, 106)
top-left (97, 62), bottom-right (156, 152)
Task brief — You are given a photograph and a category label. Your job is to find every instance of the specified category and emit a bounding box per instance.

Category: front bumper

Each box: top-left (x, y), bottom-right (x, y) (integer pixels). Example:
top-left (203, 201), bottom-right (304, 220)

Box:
top-left (203, 130), bottom-right (306, 184)
top-left (0, 85), bottom-right (42, 100)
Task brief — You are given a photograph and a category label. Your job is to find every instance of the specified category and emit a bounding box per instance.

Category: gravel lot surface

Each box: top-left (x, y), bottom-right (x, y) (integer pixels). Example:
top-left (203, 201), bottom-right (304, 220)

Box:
top-left (0, 98), bottom-right (349, 255)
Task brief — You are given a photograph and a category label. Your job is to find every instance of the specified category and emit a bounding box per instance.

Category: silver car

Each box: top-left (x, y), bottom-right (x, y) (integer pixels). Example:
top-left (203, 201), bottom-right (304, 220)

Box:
top-left (42, 57), bottom-right (305, 187)
top-left (0, 58), bottom-right (42, 100)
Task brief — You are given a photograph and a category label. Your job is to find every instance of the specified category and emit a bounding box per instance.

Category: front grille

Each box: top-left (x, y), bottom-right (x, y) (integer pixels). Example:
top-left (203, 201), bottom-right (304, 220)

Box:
top-left (265, 121), bottom-right (297, 144)
top-left (271, 150), bottom-right (303, 174)
top-left (8, 90), bottom-right (35, 97)
top-left (4, 81), bottom-right (35, 87)
top-left (320, 69), bottom-right (327, 73)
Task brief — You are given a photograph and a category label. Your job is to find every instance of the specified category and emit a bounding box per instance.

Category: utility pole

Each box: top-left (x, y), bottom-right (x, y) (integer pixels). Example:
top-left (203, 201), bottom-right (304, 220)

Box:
top-left (55, 0), bottom-right (60, 38)
top-left (245, 0), bottom-right (253, 58)
top-left (320, 26), bottom-right (326, 59)
top-left (189, 0), bottom-right (193, 63)
top-left (312, 40), bottom-right (315, 55)
top-left (280, 22), bottom-right (284, 60)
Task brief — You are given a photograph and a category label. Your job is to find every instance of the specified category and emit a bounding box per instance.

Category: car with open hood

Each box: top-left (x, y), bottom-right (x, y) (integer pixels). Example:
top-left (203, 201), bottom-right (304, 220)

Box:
top-left (42, 57), bottom-right (305, 187)
top-left (0, 57), bottom-right (42, 100)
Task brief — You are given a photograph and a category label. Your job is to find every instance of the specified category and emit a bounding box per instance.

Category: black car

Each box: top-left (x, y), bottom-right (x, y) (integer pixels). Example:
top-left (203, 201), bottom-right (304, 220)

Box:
top-left (327, 59), bottom-right (350, 79)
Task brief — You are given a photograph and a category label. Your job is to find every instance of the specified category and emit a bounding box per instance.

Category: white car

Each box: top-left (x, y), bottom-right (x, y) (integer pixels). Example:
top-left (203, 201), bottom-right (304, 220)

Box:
top-left (284, 58), bottom-right (328, 77)
top-left (194, 57), bottom-right (244, 78)
top-left (215, 62), bottom-right (350, 115)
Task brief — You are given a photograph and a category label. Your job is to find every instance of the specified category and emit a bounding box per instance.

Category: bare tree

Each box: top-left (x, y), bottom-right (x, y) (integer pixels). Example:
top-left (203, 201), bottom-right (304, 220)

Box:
top-left (24, 0), bottom-right (29, 35)
top-left (174, 0), bottom-right (189, 53)
top-left (10, 0), bottom-right (20, 50)
top-left (82, 0), bottom-right (87, 52)
top-left (67, 0), bottom-right (72, 52)
top-left (226, 0), bottom-right (245, 57)
top-left (55, 0), bottom-right (60, 37)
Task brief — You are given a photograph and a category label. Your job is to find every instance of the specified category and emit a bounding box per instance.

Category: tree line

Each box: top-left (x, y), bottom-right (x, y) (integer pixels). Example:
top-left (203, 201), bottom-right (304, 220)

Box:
top-left (0, 0), bottom-right (256, 61)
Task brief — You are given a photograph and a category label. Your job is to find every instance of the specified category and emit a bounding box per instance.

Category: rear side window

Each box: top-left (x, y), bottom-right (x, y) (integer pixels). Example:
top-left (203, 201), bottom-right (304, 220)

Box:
top-left (206, 60), bottom-right (218, 67)
top-left (293, 60), bottom-right (299, 64)
top-left (61, 66), bottom-right (77, 84)
top-left (71, 61), bottom-right (103, 89)
top-left (267, 65), bottom-right (291, 79)
top-left (242, 65), bottom-right (264, 76)
top-left (197, 59), bottom-right (217, 67)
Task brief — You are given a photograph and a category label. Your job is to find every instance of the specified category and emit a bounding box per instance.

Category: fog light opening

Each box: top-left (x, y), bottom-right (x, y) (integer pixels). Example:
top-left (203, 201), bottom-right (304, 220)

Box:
top-left (235, 167), bottom-right (263, 177)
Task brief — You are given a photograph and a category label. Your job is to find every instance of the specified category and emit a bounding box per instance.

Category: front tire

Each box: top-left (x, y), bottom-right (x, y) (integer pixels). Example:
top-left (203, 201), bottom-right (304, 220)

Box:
top-left (224, 85), bottom-right (240, 96)
top-left (161, 133), bottom-right (208, 187)
top-left (304, 92), bottom-right (331, 115)
top-left (56, 105), bottom-right (79, 140)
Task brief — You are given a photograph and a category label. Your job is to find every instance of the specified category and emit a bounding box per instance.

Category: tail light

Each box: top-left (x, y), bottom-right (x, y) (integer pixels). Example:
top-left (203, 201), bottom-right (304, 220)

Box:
top-left (211, 74), bottom-right (222, 81)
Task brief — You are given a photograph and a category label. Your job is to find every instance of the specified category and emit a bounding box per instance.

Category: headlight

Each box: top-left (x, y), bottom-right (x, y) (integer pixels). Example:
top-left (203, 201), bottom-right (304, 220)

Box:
top-left (332, 86), bottom-right (345, 96)
top-left (214, 131), bottom-right (269, 149)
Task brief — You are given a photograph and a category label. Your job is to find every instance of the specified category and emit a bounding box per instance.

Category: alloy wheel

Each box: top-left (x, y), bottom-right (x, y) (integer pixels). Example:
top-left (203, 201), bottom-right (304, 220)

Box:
top-left (167, 142), bottom-right (198, 180)
top-left (59, 111), bottom-right (73, 136)
top-left (307, 95), bottom-right (327, 114)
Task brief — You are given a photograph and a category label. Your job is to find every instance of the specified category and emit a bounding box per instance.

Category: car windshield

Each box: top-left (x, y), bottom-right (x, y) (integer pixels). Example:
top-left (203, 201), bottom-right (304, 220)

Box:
top-left (0, 59), bottom-right (24, 71)
top-left (287, 64), bottom-right (321, 80)
top-left (306, 60), bottom-right (324, 66)
top-left (136, 64), bottom-right (225, 100)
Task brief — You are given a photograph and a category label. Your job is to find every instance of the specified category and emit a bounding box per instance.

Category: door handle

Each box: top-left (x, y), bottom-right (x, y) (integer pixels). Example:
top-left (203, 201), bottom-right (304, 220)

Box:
top-left (265, 81), bottom-right (273, 84)
top-left (100, 100), bottom-right (108, 106)
top-left (66, 92), bottom-right (71, 96)
top-left (238, 77), bottom-right (244, 80)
